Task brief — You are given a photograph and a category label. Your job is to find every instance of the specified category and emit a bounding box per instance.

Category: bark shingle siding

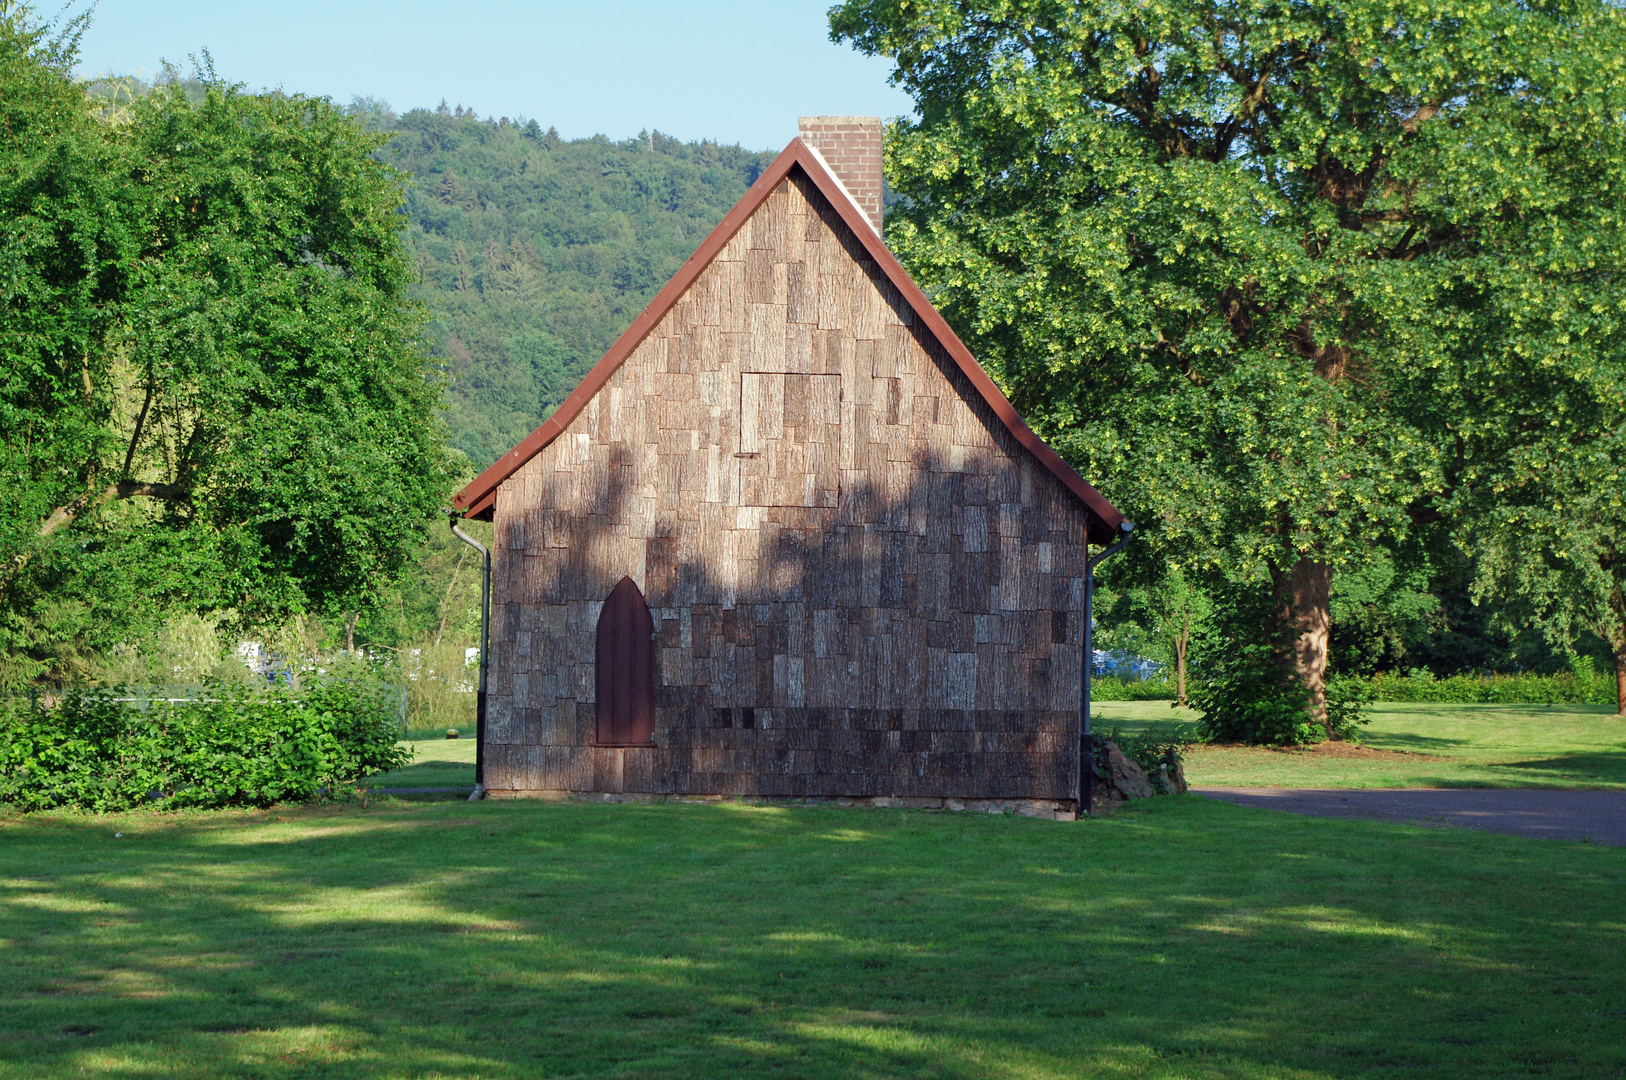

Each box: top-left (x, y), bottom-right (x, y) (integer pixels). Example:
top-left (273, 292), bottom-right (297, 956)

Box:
top-left (464, 150), bottom-right (1116, 813)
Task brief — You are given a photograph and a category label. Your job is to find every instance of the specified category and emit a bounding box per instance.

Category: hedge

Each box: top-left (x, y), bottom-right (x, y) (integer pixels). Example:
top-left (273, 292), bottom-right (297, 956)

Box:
top-left (1090, 672), bottom-right (1616, 706)
top-left (1363, 671), bottom-right (1617, 705)
top-left (0, 682), bottom-right (410, 812)
top-left (1091, 676), bottom-right (1180, 701)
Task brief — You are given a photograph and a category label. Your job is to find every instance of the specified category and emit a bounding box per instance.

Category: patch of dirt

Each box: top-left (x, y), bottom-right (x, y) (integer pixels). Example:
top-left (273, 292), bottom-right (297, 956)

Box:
top-left (1293, 742), bottom-right (1444, 761)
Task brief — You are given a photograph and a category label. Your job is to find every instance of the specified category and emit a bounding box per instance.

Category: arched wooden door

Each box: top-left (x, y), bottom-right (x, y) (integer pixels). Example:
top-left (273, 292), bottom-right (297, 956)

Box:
top-left (595, 576), bottom-right (654, 746)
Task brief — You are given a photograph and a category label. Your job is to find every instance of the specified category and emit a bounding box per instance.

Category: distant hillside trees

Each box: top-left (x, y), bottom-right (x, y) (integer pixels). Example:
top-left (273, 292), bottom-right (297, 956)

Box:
top-left (352, 102), bottom-right (774, 467)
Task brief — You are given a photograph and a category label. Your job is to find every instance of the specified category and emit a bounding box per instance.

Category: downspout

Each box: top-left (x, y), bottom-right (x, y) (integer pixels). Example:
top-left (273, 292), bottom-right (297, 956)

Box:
top-left (449, 512), bottom-right (491, 801)
top-left (1080, 520), bottom-right (1135, 817)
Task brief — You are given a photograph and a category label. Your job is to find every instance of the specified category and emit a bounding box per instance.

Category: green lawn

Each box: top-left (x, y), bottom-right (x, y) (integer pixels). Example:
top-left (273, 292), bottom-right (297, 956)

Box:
top-left (1096, 701), bottom-right (1626, 789)
top-left (2, 797), bottom-right (1623, 1079)
top-left (373, 702), bottom-right (1626, 792)
top-left (368, 733), bottom-right (476, 789)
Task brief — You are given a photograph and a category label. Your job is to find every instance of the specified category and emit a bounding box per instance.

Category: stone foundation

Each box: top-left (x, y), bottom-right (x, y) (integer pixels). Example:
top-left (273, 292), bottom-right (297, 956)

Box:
top-left (483, 788), bottom-right (1078, 821)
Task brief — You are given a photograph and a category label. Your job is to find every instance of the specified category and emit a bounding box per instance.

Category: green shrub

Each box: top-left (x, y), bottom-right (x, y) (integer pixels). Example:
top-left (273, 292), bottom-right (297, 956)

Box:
top-left (1183, 583), bottom-right (1333, 745)
top-left (0, 682), bottom-right (410, 812)
top-left (1324, 673), bottom-right (1374, 739)
top-left (1190, 662), bottom-right (1373, 746)
top-left (1187, 632), bottom-right (1319, 745)
top-left (1363, 671), bottom-right (1615, 705)
top-left (1091, 676), bottom-right (1179, 701)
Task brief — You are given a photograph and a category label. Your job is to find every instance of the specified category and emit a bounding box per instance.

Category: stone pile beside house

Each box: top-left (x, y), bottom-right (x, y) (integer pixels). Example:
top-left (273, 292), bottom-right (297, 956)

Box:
top-left (1093, 741), bottom-right (1187, 810)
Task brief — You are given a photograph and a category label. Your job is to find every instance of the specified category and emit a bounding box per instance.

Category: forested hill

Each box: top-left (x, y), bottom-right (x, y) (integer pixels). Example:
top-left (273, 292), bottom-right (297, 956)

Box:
top-left (352, 102), bottom-right (775, 467)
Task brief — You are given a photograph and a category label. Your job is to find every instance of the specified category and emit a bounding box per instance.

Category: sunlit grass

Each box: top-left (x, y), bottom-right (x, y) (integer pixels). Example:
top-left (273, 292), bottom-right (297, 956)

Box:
top-left (1098, 701), bottom-right (1626, 788)
top-left (2, 797), bottom-right (1622, 1078)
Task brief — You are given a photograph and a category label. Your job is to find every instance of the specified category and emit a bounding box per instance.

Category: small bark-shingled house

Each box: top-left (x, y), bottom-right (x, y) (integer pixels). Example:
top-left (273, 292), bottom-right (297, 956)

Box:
top-left (451, 117), bottom-right (1125, 817)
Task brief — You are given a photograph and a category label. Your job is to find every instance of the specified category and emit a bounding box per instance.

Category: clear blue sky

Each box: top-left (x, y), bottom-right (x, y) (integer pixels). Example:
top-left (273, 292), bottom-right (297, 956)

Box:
top-left (70, 0), bottom-right (915, 151)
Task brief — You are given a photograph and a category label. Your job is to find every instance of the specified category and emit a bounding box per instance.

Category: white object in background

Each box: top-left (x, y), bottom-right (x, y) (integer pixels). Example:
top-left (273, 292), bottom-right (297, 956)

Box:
top-left (236, 641), bottom-right (265, 675)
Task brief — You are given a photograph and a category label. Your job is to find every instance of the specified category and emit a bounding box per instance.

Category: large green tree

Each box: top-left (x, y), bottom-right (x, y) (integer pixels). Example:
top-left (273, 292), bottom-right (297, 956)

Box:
top-left (833, 0), bottom-right (1626, 731)
top-left (0, 9), bottom-right (452, 685)
top-left (1464, 408), bottom-right (1626, 714)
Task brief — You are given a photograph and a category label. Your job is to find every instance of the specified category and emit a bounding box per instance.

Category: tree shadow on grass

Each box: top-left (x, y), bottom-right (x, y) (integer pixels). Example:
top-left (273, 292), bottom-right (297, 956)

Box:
top-left (1351, 729), bottom-right (1626, 787)
top-left (2, 799), bottom-right (1624, 1079)
top-left (1493, 750), bottom-right (1626, 777)
top-left (1414, 751), bottom-right (1626, 789)
top-left (1373, 703), bottom-right (1621, 718)
top-left (1359, 731), bottom-right (1479, 754)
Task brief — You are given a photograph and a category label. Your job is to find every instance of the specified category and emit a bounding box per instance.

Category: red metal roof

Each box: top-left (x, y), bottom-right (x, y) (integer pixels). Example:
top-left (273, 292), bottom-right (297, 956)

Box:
top-left (452, 137), bottom-right (1124, 543)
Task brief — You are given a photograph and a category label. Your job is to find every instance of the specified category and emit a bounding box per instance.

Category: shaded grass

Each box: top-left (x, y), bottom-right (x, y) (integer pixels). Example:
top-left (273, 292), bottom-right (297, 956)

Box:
top-left (367, 734), bottom-right (476, 789)
top-left (1095, 702), bottom-right (1626, 789)
top-left (2, 797), bottom-right (1623, 1079)
top-left (371, 702), bottom-right (1626, 793)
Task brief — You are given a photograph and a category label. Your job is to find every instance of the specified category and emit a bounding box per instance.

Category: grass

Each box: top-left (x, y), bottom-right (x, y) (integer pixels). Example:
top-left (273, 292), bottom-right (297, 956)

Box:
top-left (367, 730), bottom-right (477, 789)
top-left (1095, 701), bottom-right (1626, 789)
top-left (2, 796), bottom-right (1623, 1079)
top-left (370, 702), bottom-right (1626, 792)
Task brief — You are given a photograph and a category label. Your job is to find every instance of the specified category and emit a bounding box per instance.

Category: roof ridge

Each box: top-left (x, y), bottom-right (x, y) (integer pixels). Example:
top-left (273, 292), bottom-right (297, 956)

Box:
top-left (452, 138), bottom-right (1124, 543)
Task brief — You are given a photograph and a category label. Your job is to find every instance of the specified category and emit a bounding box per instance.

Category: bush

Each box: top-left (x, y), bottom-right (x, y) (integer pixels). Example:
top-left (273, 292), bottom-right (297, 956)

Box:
top-left (1091, 676), bottom-right (1179, 701)
top-left (1325, 673), bottom-right (1374, 739)
top-left (1363, 671), bottom-right (1615, 705)
top-left (1183, 583), bottom-right (1321, 745)
top-left (399, 637), bottom-right (478, 732)
top-left (0, 682), bottom-right (410, 812)
top-left (1187, 631), bottom-right (1319, 745)
top-left (1191, 663), bottom-right (1373, 746)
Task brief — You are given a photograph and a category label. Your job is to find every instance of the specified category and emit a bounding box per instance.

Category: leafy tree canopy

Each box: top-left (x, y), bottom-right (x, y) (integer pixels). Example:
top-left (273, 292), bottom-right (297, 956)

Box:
top-left (1, 11), bottom-right (452, 686)
top-left (26, 77), bottom-right (774, 672)
top-left (833, 0), bottom-right (1626, 723)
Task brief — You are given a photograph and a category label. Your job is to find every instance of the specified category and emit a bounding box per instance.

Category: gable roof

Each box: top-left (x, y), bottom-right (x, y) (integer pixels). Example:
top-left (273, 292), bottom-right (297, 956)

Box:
top-left (452, 137), bottom-right (1124, 544)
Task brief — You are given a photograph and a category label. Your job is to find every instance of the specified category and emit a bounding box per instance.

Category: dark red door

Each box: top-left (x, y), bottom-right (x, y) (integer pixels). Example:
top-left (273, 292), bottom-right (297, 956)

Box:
top-left (596, 576), bottom-right (654, 746)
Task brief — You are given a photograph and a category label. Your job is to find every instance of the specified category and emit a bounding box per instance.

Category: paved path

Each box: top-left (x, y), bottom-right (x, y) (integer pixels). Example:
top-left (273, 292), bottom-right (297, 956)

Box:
top-left (1195, 787), bottom-right (1626, 846)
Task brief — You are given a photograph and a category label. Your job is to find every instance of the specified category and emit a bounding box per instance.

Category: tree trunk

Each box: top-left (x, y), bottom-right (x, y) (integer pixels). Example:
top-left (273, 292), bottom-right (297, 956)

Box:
top-left (1276, 557), bottom-right (1333, 738)
top-left (1609, 579), bottom-right (1626, 717)
top-left (1615, 647), bottom-right (1626, 719)
top-left (1175, 615), bottom-right (1189, 707)
top-left (344, 612), bottom-right (359, 656)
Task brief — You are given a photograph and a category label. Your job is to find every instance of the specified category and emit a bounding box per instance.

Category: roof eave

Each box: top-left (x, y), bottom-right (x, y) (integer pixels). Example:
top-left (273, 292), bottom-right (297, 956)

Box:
top-left (451, 137), bottom-right (1125, 545)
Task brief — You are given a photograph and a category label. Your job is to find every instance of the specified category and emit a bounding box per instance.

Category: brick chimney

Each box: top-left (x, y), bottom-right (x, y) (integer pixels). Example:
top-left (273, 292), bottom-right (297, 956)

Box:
top-left (798, 116), bottom-right (883, 235)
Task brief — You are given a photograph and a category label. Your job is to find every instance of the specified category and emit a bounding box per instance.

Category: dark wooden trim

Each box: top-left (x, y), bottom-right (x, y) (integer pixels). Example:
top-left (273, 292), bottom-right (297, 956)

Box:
top-left (452, 139), bottom-right (1124, 543)
top-left (463, 487), bottom-right (496, 522)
